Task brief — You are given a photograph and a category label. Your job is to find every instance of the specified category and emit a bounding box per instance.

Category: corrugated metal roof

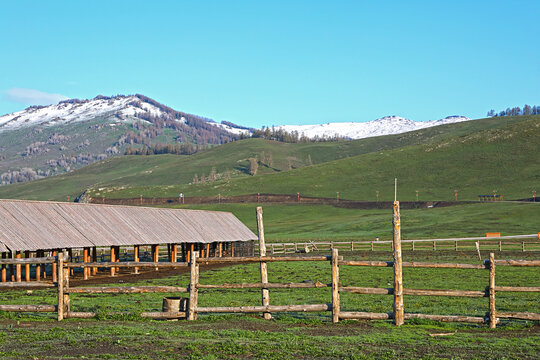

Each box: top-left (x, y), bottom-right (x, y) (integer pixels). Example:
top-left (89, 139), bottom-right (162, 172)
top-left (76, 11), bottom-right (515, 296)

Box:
top-left (0, 199), bottom-right (257, 252)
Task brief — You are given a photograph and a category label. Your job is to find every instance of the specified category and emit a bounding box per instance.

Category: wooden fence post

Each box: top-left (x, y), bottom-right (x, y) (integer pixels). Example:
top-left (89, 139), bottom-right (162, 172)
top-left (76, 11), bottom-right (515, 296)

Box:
top-left (489, 252), bottom-right (496, 328)
top-left (332, 248), bottom-right (340, 323)
top-left (393, 201), bottom-right (404, 326)
top-left (57, 253), bottom-right (64, 321)
top-left (257, 207), bottom-right (272, 320)
top-left (187, 251), bottom-right (199, 321)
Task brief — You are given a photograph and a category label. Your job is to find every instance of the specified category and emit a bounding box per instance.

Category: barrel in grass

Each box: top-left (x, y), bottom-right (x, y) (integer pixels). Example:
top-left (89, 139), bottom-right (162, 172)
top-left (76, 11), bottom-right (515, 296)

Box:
top-left (162, 297), bottom-right (187, 320)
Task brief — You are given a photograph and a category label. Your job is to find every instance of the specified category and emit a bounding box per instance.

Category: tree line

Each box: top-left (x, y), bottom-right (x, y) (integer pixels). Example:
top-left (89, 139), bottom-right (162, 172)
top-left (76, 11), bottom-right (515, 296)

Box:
top-left (244, 126), bottom-right (347, 143)
top-left (487, 104), bottom-right (539, 117)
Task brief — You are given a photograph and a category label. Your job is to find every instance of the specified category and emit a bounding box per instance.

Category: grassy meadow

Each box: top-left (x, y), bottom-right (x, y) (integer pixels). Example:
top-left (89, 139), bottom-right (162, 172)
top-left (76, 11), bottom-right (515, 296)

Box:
top-left (0, 114), bottom-right (538, 202)
top-left (0, 251), bottom-right (538, 359)
top-left (165, 202), bottom-right (540, 242)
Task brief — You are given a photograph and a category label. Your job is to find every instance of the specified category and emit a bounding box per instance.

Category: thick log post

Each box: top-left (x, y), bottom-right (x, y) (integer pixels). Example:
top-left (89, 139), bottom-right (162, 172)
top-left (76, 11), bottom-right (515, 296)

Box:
top-left (231, 242), bottom-right (235, 257)
top-left (256, 207), bottom-right (272, 320)
top-left (110, 247), bottom-right (116, 277)
top-left (393, 201), bottom-right (404, 326)
top-left (1, 252), bottom-right (6, 282)
top-left (187, 251), bottom-right (199, 321)
top-left (25, 251), bottom-right (31, 281)
top-left (16, 251), bottom-right (22, 282)
top-left (205, 244), bottom-right (210, 259)
top-left (83, 248), bottom-right (89, 280)
top-left (133, 245), bottom-right (140, 274)
top-left (489, 252), bottom-right (497, 328)
top-left (57, 252), bottom-right (64, 321)
top-left (92, 247), bottom-right (98, 275)
top-left (331, 248), bottom-right (340, 323)
top-left (219, 242), bottom-right (223, 257)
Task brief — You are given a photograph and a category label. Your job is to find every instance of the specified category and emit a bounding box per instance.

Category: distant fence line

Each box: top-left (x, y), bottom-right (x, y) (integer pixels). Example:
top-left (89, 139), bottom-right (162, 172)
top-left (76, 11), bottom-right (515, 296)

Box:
top-left (258, 234), bottom-right (540, 254)
top-left (0, 204), bottom-right (538, 328)
top-left (88, 193), bottom-right (477, 210)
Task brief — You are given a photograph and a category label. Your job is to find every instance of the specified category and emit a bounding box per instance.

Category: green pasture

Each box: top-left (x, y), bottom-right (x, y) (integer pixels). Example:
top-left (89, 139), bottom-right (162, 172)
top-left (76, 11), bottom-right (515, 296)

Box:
top-left (0, 251), bottom-right (538, 359)
top-left (165, 202), bottom-right (540, 242)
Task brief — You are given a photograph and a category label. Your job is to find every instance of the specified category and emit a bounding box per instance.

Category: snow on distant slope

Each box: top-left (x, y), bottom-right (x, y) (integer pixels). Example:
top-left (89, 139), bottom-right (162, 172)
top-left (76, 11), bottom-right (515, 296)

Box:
top-left (0, 95), bottom-right (173, 132)
top-left (274, 115), bottom-right (471, 140)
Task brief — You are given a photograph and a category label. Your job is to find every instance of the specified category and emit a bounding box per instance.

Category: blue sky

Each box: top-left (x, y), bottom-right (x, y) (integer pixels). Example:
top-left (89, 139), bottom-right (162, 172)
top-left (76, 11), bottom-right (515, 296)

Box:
top-left (1, 0), bottom-right (538, 127)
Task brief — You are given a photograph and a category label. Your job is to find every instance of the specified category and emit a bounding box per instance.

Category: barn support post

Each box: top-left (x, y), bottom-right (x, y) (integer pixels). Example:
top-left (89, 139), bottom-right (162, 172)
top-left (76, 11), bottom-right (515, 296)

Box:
top-left (187, 244), bottom-right (194, 263)
top-left (231, 242), bottom-right (235, 257)
top-left (218, 242), bottom-right (222, 257)
top-left (133, 245), bottom-right (140, 274)
top-left (110, 247), bottom-right (116, 277)
top-left (115, 246), bottom-right (120, 272)
top-left (63, 259), bottom-right (70, 318)
top-left (187, 251), bottom-right (199, 321)
top-left (152, 245), bottom-right (159, 271)
top-left (24, 251), bottom-right (31, 281)
top-left (1, 252), bottom-right (6, 282)
top-left (205, 244), bottom-right (210, 259)
top-left (331, 248), bottom-right (340, 323)
top-left (16, 251), bottom-right (22, 282)
top-left (57, 252), bottom-right (64, 321)
top-left (489, 252), bottom-right (497, 328)
top-left (92, 247), bottom-right (98, 275)
top-left (9, 251), bottom-right (14, 281)
top-left (83, 248), bottom-right (89, 280)
top-left (256, 207), bottom-right (272, 320)
top-left (35, 251), bottom-right (41, 281)
top-left (172, 244), bottom-right (178, 262)
top-left (393, 201), bottom-right (404, 326)
top-left (52, 250), bottom-right (58, 283)
top-left (68, 249), bottom-right (73, 276)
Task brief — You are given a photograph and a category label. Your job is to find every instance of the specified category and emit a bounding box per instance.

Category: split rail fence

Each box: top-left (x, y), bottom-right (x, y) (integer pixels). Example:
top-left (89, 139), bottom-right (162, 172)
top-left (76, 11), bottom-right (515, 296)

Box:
top-left (0, 204), bottom-right (538, 328)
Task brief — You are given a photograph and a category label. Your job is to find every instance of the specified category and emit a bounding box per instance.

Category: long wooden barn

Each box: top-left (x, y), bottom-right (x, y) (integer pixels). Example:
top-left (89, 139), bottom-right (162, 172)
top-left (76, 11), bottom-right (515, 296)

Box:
top-left (0, 199), bottom-right (257, 282)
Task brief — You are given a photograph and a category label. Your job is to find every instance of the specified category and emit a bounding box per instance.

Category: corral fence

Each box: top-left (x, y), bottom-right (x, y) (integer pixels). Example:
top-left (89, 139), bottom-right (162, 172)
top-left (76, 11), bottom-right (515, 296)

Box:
top-left (0, 203), bottom-right (538, 328)
top-left (259, 234), bottom-right (540, 254)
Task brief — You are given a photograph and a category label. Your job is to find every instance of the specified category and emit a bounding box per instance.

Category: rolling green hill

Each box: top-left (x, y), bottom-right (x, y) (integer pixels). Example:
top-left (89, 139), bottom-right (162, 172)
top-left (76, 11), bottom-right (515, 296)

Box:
top-left (0, 114), bottom-right (538, 201)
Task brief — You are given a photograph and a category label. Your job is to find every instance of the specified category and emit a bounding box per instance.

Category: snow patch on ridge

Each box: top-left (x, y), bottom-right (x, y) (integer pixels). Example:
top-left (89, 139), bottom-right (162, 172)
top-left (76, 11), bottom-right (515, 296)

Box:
top-left (274, 115), bottom-right (471, 140)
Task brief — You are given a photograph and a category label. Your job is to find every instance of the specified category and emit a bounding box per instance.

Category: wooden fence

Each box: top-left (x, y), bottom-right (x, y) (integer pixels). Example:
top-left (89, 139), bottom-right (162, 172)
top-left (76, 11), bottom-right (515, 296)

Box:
top-left (259, 234), bottom-right (540, 254)
top-left (0, 204), bottom-right (538, 327)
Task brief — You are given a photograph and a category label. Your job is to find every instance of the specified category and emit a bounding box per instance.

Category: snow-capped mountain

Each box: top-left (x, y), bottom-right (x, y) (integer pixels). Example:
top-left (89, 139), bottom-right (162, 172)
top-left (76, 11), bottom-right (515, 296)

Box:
top-left (0, 94), bottom-right (244, 135)
top-left (273, 115), bottom-right (471, 140)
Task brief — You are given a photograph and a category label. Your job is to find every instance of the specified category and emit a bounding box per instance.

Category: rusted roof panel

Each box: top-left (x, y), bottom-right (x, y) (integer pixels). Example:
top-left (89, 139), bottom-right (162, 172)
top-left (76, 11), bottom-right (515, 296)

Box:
top-left (0, 199), bottom-right (257, 252)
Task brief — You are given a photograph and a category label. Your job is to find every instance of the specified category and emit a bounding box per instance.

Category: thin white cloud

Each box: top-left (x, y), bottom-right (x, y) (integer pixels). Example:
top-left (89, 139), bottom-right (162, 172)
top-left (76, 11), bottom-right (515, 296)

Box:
top-left (4, 88), bottom-right (69, 106)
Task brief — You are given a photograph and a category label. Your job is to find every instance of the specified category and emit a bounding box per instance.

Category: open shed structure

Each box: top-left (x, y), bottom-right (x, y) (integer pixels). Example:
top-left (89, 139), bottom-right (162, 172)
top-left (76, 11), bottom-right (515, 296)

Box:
top-left (0, 199), bottom-right (257, 282)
